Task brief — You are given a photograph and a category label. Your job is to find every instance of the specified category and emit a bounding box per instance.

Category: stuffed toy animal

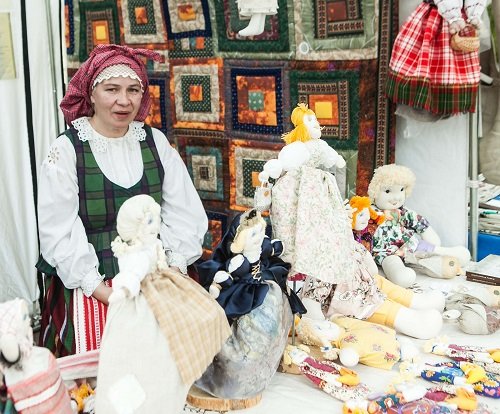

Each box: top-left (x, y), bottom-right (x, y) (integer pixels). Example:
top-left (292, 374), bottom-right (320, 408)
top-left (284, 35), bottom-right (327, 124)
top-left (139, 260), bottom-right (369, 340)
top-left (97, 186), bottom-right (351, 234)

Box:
top-left (368, 164), bottom-right (470, 287)
top-left (109, 194), bottom-right (168, 302)
top-left (0, 299), bottom-right (73, 414)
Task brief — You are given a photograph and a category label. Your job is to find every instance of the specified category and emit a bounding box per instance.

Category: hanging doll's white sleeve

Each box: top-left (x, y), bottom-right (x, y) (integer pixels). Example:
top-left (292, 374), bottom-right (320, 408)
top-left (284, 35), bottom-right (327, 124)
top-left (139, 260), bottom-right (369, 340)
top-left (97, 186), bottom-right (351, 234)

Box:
top-left (434, 0), bottom-right (465, 33)
top-left (464, 0), bottom-right (487, 25)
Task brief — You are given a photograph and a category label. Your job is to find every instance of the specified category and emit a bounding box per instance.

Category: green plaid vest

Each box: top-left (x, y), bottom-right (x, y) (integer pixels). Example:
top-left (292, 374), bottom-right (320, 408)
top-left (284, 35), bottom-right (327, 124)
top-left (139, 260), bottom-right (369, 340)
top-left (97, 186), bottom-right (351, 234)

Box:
top-left (36, 125), bottom-right (164, 280)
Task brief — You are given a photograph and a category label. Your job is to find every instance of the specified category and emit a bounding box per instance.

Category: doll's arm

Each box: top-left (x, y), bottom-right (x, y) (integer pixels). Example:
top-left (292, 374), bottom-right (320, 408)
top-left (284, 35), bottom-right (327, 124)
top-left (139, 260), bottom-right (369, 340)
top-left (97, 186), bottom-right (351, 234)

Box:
top-left (318, 140), bottom-right (346, 169)
top-left (278, 141), bottom-right (311, 171)
top-left (421, 227), bottom-right (441, 247)
top-left (464, 0), bottom-right (487, 26)
top-left (434, 0), bottom-right (465, 33)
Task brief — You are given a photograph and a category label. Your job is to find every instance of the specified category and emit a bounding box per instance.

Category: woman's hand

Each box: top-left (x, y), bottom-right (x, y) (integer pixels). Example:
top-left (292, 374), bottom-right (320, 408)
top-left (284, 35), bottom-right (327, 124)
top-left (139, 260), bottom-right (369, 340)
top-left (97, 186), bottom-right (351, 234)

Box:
top-left (92, 282), bottom-right (113, 305)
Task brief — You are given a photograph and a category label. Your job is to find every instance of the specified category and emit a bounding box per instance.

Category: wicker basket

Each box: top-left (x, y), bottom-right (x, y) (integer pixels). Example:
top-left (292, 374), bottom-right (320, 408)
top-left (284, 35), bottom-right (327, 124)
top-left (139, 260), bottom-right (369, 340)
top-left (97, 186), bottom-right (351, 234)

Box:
top-left (451, 25), bottom-right (480, 53)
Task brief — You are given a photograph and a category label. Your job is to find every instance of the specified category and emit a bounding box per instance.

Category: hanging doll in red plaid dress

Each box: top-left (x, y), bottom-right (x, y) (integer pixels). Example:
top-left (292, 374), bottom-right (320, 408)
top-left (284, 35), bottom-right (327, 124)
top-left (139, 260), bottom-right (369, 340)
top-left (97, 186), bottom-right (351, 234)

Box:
top-left (386, 0), bottom-right (486, 119)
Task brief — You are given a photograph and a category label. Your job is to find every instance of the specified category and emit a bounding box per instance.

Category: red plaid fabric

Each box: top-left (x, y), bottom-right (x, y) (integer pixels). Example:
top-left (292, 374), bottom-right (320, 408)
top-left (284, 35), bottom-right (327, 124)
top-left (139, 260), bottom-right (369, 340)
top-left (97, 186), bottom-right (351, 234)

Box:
top-left (60, 44), bottom-right (163, 124)
top-left (386, 3), bottom-right (480, 115)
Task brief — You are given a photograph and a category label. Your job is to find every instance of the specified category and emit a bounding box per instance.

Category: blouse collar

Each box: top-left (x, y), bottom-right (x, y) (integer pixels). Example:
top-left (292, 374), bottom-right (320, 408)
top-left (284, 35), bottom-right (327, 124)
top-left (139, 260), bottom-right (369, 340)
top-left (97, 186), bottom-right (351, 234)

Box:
top-left (71, 116), bottom-right (146, 153)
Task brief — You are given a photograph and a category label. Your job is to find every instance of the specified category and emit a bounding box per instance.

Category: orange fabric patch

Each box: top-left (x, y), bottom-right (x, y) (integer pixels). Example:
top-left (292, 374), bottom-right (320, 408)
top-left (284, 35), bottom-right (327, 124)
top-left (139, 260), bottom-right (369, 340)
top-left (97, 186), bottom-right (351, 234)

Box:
top-left (195, 37), bottom-right (205, 49)
top-left (178, 4), bottom-right (196, 21)
top-left (189, 85), bottom-right (203, 102)
top-left (308, 94), bottom-right (339, 125)
top-left (145, 85), bottom-right (162, 128)
top-left (92, 21), bottom-right (109, 45)
top-left (236, 75), bottom-right (277, 126)
top-left (134, 6), bottom-right (148, 24)
top-left (251, 171), bottom-right (262, 188)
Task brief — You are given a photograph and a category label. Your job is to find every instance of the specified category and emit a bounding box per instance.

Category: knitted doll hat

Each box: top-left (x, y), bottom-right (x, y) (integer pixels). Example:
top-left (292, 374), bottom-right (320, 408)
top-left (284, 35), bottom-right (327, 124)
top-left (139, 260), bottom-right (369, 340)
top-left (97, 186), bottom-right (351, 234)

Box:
top-left (60, 44), bottom-right (163, 124)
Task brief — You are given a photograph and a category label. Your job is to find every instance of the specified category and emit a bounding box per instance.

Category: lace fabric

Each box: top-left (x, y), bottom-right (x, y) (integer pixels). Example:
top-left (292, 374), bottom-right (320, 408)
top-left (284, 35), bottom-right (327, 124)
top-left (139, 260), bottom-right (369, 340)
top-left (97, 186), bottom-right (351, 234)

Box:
top-left (71, 117), bottom-right (146, 153)
top-left (92, 64), bottom-right (144, 91)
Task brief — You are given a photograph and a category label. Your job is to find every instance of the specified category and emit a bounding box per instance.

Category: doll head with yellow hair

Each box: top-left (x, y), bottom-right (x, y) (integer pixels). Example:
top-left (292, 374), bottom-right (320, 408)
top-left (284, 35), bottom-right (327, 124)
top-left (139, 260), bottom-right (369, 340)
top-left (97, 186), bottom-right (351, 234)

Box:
top-left (349, 196), bottom-right (385, 231)
top-left (281, 103), bottom-right (322, 145)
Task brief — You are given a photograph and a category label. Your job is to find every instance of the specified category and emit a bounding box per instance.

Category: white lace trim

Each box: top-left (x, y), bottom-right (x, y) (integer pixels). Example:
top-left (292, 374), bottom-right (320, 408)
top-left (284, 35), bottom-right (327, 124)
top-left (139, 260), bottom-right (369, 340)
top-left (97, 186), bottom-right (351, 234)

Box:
top-left (92, 64), bottom-right (144, 91)
top-left (165, 250), bottom-right (188, 275)
top-left (81, 268), bottom-right (105, 297)
top-left (71, 117), bottom-right (146, 153)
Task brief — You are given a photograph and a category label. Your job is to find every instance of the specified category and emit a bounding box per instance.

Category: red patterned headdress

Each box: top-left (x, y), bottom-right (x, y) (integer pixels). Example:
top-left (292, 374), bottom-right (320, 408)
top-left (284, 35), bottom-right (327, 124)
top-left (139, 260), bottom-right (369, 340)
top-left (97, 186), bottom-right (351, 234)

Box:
top-left (60, 44), bottom-right (163, 124)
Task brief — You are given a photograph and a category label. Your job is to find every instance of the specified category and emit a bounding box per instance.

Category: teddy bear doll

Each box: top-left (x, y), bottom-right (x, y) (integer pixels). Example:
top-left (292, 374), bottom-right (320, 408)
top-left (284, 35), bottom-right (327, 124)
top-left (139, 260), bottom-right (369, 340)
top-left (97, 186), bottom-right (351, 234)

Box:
top-left (0, 298), bottom-right (73, 413)
top-left (368, 164), bottom-right (470, 288)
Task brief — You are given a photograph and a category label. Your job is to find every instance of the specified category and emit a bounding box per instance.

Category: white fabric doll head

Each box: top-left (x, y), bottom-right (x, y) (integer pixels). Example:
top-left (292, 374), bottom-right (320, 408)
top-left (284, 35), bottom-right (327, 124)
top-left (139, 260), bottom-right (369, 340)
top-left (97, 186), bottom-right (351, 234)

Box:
top-left (0, 299), bottom-right (33, 371)
top-left (115, 194), bottom-right (161, 247)
top-left (367, 164), bottom-right (416, 210)
top-left (281, 103), bottom-right (321, 145)
top-left (230, 209), bottom-right (267, 255)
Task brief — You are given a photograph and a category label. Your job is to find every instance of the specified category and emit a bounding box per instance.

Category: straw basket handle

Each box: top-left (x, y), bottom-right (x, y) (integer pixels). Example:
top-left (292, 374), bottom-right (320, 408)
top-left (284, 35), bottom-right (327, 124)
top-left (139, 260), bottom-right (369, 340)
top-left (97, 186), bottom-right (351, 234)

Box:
top-left (450, 24), bottom-right (480, 53)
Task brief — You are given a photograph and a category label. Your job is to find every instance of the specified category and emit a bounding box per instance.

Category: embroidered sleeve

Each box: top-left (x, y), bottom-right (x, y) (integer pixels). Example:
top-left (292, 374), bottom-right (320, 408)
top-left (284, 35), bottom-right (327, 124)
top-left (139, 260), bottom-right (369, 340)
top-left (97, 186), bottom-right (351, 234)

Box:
top-left (463, 0), bottom-right (486, 22)
top-left (434, 0), bottom-right (464, 24)
top-left (165, 250), bottom-right (188, 275)
top-left (81, 268), bottom-right (105, 297)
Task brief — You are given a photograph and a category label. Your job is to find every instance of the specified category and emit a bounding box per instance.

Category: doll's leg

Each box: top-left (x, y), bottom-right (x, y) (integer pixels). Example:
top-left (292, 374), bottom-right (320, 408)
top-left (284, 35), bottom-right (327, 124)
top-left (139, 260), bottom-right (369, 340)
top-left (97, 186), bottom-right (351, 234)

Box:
top-left (381, 255), bottom-right (416, 288)
top-left (238, 13), bottom-right (266, 37)
top-left (375, 275), bottom-right (445, 312)
top-left (301, 276), bottom-right (334, 320)
top-left (367, 299), bottom-right (442, 339)
top-left (433, 245), bottom-right (471, 266)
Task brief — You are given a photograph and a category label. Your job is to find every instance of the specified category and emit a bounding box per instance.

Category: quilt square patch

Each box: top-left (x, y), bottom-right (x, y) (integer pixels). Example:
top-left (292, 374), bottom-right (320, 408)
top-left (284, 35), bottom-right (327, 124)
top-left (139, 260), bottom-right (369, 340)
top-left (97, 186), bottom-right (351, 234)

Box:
top-left (145, 73), bottom-right (169, 133)
top-left (79, 1), bottom-right (120, 61)
top-left (119, 0), bottom-right (166, 45)
top-left (214, 0), bottom-right (289, 55)
top-left (225, 61), bottom-right (289, 140)
top-left (294, 0), bottom-right (377, 60)
top-left (229, 139), bottom-right (284, 211)
top-left (289, 69), bottom-right (359, 149)
top-left (171, 58), bottom-right (224, 130)
top-left (162, 0), bottom-right (213, 57)
top-left (176, 131), bottom-right (228, 205)
top-left (203, 211), bottom-right (228, 260)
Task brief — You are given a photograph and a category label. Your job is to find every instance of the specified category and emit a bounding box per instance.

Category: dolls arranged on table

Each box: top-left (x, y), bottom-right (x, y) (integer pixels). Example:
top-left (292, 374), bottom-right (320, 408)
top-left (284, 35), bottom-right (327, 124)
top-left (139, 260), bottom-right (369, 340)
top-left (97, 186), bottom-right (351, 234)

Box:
top-left (96, 195), bottom-right (230, 414)
top-left (195, 209), bottom-right (305, 399)
top-left (386, 0), bottom-right (486, 120)
top-left (0, 299), bottom-right (72, 414)
top-left (236, 0), bottom-right (278, 37)
top-left (266, 104), bottom-right (444, 340)
top-left (368, 164), bottom-right (470, 288)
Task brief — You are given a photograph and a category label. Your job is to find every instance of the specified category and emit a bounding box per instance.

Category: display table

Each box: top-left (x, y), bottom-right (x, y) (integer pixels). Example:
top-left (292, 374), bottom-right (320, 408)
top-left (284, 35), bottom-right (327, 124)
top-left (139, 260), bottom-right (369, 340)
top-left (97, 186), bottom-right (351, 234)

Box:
top-left (477, 231), bottom-right (500, 261)
top-left (184, 273), bottom-right (500, 414)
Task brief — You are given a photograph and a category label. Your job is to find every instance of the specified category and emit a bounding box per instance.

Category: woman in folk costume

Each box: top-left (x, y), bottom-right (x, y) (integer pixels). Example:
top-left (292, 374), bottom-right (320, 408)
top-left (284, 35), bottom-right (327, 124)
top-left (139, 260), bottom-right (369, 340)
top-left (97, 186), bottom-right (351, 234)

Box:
top-left (36, 44), bottom-right (208, 356)
top-left (386, 0), bottom-right (486, 117)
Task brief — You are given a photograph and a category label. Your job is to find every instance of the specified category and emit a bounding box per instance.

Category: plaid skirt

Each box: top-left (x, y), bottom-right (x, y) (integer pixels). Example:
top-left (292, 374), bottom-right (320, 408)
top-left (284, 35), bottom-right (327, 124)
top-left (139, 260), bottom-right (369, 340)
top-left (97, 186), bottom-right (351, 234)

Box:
top-left (386, 3), bottom-right (480, 115)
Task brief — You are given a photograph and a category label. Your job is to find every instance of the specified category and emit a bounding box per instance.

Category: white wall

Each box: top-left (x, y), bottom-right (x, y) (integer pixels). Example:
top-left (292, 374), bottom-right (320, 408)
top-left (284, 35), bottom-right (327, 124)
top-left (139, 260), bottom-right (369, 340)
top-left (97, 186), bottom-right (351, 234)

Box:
top-left (394, 0), bottom-right (469, 247)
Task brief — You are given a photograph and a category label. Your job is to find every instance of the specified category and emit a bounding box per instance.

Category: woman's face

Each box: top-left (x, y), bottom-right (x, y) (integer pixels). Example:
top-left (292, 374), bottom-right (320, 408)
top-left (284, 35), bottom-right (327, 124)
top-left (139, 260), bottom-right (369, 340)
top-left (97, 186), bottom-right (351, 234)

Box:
top-left (91, 77), bottom-right (143, 136)
top-left (303, 113), bottom-right (322, 140)
top-left (375, 184), bottom-right (406, 210)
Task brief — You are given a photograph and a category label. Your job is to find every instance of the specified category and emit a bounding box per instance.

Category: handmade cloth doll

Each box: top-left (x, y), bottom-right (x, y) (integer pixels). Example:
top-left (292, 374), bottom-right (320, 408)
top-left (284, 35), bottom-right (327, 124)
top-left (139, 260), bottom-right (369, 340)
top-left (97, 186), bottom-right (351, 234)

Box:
top-left (349, 196), bottom-right (386, 253)
top-left (284, 346), bottom-right (371, 402)
top-left (267, 106), bottom-right (445, 340)
top-left (294, 316), bottom-right (405, 370)
top-left (386, 0), bottom-right (486, 119)
top-left (0, 299), bottom-right (73, 414)
top-left (444, 284), bottom-right (500, 335)
top-left (96, 195), bottom-right (230, 414)
top-left (368, 164), bottom-right (470, 287)
top-left (195, 209), bottom-right (304, 399)
top-left (236, 0), bottom-right (278, 37)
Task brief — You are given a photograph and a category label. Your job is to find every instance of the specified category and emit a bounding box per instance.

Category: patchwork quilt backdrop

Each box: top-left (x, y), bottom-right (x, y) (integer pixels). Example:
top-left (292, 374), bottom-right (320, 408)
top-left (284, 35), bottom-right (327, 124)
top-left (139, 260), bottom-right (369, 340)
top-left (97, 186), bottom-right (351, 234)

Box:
top-left (64, 0), bottom-right (398, 258)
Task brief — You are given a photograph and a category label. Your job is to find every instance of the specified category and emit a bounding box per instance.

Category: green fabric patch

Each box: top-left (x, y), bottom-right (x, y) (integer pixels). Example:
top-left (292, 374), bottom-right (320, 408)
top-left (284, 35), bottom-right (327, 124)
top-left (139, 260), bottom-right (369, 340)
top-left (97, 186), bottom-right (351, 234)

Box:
top-left (181, 75), bottom-right (212, 112)
top-left (242, 158), bottom-right (266, 198)
top-left (128, 0), bottom-right (157, 35)
top-left (248, 90), bottom-right (265, 111)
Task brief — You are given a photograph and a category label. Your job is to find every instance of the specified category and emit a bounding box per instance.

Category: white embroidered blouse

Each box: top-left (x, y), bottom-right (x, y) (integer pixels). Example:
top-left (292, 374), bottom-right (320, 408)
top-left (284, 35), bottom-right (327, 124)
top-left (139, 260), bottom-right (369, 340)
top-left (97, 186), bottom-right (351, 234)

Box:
top-left (38, 117), bottom-right (208, 297)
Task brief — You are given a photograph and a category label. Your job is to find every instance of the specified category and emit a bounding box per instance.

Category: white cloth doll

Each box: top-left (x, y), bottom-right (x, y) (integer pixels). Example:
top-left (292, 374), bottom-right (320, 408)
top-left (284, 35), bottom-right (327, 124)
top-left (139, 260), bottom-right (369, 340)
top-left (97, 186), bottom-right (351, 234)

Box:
top-left (0, 299), bottom-right (72, 414)
top-left (109, 194), bottom-right (168, 302)
top-left (236, 0), bottom-right (278, 37)
top-left (266, 105), bottom-right (445, 340)
top-left (96, 195), bottom-right (230, 414)
top-left (368, 164), bottom-right (471, 288)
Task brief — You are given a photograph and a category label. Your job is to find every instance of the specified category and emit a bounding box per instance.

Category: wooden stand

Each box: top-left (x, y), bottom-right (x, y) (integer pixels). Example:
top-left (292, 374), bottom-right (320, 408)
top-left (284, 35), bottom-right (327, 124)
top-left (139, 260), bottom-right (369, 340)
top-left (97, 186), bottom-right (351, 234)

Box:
top-left (187, 385), bottom-right (262, 411)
